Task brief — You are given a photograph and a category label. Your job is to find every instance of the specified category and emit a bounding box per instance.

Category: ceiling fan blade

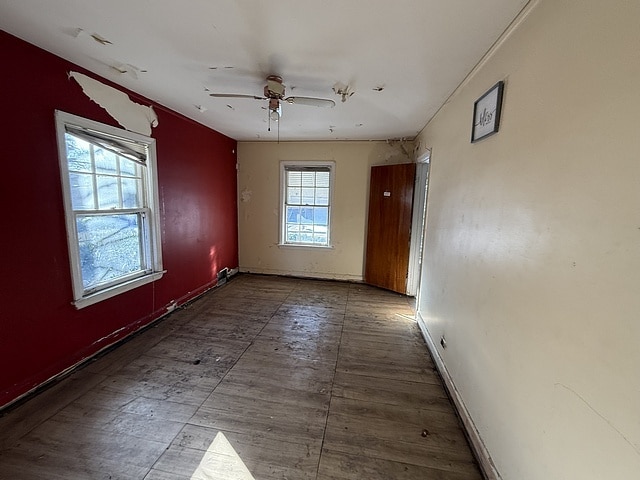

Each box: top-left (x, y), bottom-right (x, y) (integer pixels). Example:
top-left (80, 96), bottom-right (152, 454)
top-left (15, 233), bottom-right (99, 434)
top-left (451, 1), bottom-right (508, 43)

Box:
top-left (209, 93), bottom-right (264, 100)
top-left (285, 96), bottom-right (335, 108)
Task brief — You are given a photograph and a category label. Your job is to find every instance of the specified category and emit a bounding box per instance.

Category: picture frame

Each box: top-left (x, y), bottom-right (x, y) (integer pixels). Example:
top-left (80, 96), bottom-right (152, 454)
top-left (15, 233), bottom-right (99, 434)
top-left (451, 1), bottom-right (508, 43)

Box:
top-left (471, 81), bottom-right (504, 143)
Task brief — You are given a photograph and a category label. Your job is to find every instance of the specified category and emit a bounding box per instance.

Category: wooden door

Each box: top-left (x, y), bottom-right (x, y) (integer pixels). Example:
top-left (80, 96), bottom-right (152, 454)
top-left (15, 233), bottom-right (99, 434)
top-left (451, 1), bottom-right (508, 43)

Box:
top-left (364, 163), bottom-right (416, 293)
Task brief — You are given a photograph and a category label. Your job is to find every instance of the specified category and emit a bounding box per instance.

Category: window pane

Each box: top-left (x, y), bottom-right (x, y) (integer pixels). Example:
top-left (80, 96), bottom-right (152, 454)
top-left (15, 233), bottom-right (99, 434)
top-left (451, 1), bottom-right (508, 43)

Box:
top-left (301, 172), bottom-right (315, 187)
top-left (286, 206), bottom-right (301, 223)
top-left (286, 233), bottom-right (298, 243)
top-left (316, 172), bottom-right (330, 187)
top-left (313, 233), bottom-right (327, 245)
top-left (313, 207), bottom-right (328, 226)
top-left (301, 188), bottom-right (315, 205)
top-left (94, 147), bottom-right (118, 174)
top-left (299, 207), bottom-right (314, 224)
top-left (120, 158), bottom-right (138, 176)
top-left (96, 175), bottom-right (120, 209)
top-left (287, 186), bottom-right (301, 204)
top-left (298, 231), bottom-right (313, 243)
top-left (69, 172), bottom-right (95, 210)
top-left (65, 134), bottom-right (92, 172)
top-left (76, 214), bottom-right (143, 290)
top-left (315, 187), bottom-right (329, 206)
top-left (287, 171), bottom-right (302, 187)
top-left (121, 177), bottom-right (141, 208)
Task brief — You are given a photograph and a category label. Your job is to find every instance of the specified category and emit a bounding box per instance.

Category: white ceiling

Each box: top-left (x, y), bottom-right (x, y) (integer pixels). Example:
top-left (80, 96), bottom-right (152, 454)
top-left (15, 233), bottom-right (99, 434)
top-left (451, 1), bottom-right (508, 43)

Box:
top-left (0, 0), bottom-right (528, 142)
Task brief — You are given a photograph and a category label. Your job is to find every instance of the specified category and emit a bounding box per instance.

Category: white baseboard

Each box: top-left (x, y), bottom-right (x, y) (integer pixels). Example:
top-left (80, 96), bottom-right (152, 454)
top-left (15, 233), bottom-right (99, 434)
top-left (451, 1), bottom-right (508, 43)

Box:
top-left (416, 312), bottom-right (501, 480)
top-left (238, 267), bottom-right (362, 282)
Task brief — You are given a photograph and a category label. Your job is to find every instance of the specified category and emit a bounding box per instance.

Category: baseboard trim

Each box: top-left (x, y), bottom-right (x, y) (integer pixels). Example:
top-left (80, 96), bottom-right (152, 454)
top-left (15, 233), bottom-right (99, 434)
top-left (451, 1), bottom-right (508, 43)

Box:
top-left (0, 274), bottom-right (237, 413)
top-left (416, 313), bottom-right (501, 480)
top-left (238, 267), bottom-right (363, 283)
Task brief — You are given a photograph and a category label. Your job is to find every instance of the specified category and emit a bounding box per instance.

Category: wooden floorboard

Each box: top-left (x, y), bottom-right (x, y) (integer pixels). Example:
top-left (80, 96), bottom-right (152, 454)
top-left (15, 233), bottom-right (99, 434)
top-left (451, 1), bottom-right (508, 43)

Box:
top-left (0, 274), bottom-right (482, 479)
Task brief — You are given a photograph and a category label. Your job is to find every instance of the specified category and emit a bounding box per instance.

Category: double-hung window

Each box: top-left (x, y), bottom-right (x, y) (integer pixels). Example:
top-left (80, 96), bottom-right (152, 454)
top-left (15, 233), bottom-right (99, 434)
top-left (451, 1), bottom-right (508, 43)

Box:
top-left (55, 111), bottom-right (164, 308)
top-left (280, 162), bottom-right (334, 247)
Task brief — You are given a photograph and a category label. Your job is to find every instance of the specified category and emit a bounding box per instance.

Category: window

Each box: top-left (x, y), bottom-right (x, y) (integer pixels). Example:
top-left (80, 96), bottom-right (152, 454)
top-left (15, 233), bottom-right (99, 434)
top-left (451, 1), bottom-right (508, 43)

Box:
top-left (280, 162), bottom-right (334, 247)
top-left (55, 111), bottom-right (163, 308)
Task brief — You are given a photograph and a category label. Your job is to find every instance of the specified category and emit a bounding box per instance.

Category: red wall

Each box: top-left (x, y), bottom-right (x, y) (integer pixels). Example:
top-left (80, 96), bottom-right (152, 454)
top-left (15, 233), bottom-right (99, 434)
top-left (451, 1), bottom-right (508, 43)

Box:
top-left (0, 31), bottom-right (239, 409)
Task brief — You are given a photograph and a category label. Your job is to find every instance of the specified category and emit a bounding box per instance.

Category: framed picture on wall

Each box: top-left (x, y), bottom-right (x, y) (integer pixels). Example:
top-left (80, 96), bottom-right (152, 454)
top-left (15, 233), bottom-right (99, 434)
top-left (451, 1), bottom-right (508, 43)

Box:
top-left (471, 81), bottom-right (504, 143)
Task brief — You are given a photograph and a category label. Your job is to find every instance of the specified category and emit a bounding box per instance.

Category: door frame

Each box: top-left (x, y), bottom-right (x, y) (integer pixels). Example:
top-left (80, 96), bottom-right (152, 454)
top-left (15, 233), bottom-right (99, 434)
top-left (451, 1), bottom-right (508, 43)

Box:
top-left (406, 149), bottom-right (431, 296)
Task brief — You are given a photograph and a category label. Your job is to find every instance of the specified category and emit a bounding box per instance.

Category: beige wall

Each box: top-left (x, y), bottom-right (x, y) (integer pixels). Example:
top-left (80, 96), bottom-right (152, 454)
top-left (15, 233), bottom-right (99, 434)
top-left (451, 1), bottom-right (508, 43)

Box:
top-left (237, 141), bottom-right (413, 280)
top-left (416, 0), bottom-right (640, 479)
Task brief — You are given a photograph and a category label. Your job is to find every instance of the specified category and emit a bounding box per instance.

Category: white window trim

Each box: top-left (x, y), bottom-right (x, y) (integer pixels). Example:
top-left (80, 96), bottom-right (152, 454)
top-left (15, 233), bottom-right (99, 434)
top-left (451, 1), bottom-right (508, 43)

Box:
top-left (279, 160), bottom-right (335, 248)
top-left (55, 110), bottom-right (164, 309)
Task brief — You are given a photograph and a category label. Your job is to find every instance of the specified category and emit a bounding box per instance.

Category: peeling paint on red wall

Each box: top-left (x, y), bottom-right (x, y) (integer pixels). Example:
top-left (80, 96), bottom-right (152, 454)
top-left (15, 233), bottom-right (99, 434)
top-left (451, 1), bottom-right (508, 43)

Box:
top-left (0, 31), bottom-right (239, 409)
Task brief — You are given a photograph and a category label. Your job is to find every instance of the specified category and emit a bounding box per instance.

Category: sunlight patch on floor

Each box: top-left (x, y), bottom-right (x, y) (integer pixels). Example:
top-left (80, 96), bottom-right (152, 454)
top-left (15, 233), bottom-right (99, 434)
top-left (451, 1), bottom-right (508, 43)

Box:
top-left (191, 432), bottom-right (255, 480)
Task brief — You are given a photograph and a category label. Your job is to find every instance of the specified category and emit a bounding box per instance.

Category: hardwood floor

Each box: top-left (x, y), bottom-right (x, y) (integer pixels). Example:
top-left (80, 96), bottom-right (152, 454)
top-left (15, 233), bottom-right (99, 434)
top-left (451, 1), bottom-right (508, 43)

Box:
top-left (0, 274), bottom-right (482, 479)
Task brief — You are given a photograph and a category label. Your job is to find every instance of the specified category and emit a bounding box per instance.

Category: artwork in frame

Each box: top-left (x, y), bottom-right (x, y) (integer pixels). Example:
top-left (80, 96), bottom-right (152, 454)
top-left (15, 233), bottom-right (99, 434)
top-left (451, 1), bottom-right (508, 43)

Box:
top-left (471, 81), bottom-right (504, 143)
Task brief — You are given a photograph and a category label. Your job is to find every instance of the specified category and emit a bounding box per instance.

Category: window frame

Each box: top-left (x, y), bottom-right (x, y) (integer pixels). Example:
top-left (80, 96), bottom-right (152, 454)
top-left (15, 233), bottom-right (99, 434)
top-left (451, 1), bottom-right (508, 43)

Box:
top-left (279, 161), bottom-right (335, 248)
top-left (55, 110), bottom-right (164, 309)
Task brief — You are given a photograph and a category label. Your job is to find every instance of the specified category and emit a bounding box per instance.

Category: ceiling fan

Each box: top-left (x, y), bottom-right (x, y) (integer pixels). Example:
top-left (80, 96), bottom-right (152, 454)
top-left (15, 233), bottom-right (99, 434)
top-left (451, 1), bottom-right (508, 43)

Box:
top-left (209, 75), bottom-right (335, 124)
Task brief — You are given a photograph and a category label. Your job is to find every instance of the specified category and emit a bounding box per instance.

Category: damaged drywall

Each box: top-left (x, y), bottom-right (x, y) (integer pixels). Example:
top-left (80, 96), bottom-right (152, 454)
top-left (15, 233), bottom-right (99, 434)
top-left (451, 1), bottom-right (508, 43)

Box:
top-left (240, 189), bottom-right (252, 203)
top-left (368, 139), bottom-right (415, 164)
top-left (69, 71), bottom-right (158, 136)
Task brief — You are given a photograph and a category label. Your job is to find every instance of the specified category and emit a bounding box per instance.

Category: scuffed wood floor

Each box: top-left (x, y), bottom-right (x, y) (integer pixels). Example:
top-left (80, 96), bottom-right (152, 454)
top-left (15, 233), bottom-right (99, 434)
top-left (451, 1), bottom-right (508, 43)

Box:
top-left (0, 274), bottom-right (482, 479)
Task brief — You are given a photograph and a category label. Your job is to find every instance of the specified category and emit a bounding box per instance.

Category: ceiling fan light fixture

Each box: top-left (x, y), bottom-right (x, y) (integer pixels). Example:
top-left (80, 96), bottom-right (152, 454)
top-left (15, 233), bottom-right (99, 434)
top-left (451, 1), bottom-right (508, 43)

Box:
top-left (268, 98), bottom-right (281, 121)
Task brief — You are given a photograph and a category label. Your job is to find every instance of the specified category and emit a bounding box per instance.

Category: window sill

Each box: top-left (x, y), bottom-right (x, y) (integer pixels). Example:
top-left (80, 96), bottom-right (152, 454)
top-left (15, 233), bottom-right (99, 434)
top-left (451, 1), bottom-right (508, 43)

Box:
top-left (73, 270), bottom-right (165, 309)
top-left (277, 243), bottom-right (334, 250)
